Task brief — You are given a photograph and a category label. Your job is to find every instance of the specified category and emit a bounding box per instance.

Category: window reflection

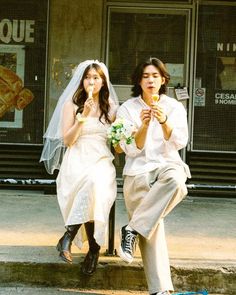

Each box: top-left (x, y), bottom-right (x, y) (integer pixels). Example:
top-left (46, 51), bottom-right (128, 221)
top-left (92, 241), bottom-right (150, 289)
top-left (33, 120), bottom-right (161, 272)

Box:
top-left (193, 5), bottom-right (236, 152)
top-left (108, 11), bottom-right (186, 87)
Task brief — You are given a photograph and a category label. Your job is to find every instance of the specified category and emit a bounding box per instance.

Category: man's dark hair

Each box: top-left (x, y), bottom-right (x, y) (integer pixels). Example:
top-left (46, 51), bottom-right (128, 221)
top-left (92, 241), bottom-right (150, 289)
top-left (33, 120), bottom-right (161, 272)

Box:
top-left (131, 57), bottom-right (170, 97)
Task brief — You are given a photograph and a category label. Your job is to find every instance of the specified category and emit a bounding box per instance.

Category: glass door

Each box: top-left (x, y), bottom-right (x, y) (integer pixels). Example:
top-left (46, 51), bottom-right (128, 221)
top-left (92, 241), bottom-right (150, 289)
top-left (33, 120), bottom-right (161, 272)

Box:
top-left (191, 3), bottom-right (236, 153)
top-left (106, 6), bottom-right (192, 103)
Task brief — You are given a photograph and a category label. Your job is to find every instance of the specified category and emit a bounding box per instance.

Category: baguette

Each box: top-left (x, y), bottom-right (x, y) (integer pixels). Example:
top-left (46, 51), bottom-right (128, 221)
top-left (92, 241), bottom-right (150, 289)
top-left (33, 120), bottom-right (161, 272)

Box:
top-left (16, 88), bottom-right (34, 110)
top-left (0, 80), bottom-right (17, 117)
top-left (0, 65), bottom-right (23, 94)
top-left (0, 66), bottom-right (34, 118)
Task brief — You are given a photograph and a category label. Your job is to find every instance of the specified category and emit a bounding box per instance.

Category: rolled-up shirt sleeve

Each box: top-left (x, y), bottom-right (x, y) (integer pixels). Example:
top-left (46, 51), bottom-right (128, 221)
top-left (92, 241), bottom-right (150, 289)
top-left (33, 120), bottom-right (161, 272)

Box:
top-left (165, 103), bottom-right (189, 150)
top-left (116, 104), bottom-right (143, 157)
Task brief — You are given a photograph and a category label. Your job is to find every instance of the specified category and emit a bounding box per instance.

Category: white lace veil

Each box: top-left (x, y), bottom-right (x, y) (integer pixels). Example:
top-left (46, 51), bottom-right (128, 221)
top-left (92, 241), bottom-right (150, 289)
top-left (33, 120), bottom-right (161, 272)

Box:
top-left (40, 60), bottom-right (119, 174)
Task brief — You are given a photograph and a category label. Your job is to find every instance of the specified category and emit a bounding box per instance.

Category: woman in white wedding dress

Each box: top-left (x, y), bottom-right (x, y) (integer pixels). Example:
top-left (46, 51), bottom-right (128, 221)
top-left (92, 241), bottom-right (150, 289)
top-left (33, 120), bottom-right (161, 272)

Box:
top-left (40, 60), bottom-right (118, 275)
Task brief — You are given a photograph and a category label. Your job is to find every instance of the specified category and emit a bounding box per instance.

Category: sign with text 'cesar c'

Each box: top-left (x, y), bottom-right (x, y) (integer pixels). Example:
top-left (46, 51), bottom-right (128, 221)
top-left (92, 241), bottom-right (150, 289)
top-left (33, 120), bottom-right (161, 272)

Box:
top-left (0, 19), bottom-right (35, 44)
top-left (215, 91), bottom-right (236, 105)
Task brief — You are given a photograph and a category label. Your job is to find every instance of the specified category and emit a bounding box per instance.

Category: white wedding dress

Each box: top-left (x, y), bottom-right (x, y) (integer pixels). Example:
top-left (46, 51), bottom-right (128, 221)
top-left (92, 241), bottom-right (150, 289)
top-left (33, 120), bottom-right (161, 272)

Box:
top-left (56, 116), bottom-right (117, 248)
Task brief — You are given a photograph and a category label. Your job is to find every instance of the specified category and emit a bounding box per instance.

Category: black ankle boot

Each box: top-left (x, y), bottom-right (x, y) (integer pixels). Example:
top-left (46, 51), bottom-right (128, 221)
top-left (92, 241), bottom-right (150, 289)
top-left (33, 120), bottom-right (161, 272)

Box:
top-left (81, 222), bottom-right (100, 275)
top-left (56, 224), bottom-right (81, 264)
top-left (81, 250), bottom-right (100, 275)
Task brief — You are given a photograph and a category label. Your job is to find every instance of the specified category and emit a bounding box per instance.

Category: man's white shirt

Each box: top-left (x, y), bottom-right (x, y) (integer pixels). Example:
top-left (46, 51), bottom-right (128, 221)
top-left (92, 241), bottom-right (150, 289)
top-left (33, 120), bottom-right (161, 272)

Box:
top-left (116, 94), bottom-right (191, 177)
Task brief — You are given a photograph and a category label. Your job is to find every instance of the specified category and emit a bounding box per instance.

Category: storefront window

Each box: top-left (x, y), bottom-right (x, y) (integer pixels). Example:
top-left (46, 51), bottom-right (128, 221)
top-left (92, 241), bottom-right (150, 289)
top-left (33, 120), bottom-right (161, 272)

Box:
top-left (0, 0), bottom-right (48, 144)
top-left (192, 4), bottom-right (236, 152)
top-left (107, 8), bottom-right (189, 92)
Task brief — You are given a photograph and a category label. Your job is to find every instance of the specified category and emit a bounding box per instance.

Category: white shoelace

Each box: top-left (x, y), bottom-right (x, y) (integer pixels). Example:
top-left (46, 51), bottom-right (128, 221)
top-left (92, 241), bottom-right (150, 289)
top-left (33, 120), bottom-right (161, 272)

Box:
top-left (124, 231), bottom-right (136, 255)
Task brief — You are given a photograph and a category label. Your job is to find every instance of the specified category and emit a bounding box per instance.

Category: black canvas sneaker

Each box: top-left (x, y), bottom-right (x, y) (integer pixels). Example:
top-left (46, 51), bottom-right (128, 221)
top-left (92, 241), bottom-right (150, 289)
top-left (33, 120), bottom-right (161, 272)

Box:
top-left (119, 225), bottom-right (137, 264)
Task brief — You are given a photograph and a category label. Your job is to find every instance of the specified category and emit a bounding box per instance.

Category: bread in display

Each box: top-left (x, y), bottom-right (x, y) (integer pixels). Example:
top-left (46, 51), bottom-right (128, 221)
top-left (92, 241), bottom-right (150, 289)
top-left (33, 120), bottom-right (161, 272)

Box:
top-left (0, 65), bottom-right (34, 118)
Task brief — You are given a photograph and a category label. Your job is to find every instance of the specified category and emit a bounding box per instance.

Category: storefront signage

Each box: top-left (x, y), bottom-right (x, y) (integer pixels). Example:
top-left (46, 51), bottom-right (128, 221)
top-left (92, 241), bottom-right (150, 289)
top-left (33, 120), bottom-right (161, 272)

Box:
top-left (215, 91), bottom-right (236, 105)
top-left (194, 88), bottom-right (205, 107)
top-left (0, 19), bottom-right (35, 43)
top-left (217, 43), bottom-right (236, 52)
top-left (174, 87), bottom-right (189, 101)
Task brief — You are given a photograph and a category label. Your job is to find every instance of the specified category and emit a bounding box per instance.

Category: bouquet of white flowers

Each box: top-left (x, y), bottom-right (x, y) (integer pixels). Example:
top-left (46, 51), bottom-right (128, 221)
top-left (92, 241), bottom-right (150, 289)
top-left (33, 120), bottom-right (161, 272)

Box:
top-left (107, 118), bottom-right (135, 147)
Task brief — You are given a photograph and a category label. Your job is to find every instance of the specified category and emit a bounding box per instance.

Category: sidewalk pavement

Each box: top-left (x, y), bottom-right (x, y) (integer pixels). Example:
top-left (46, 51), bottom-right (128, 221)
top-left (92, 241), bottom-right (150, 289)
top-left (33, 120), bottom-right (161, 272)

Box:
top-left (0, 189), bottom-right (235, 294)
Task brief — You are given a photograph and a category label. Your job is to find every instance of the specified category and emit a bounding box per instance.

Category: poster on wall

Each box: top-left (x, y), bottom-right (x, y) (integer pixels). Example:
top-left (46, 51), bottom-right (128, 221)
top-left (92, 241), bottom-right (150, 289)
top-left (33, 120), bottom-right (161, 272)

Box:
top-left (0, 45), bottom-right (34, 128)
top-left (0, 0), bottom-right (48, 144)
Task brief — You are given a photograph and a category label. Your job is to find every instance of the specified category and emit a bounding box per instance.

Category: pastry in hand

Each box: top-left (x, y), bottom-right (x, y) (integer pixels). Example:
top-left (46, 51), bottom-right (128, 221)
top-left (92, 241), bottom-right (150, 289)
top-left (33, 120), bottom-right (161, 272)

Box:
top-left (152, 94), bottom-right (160, 103)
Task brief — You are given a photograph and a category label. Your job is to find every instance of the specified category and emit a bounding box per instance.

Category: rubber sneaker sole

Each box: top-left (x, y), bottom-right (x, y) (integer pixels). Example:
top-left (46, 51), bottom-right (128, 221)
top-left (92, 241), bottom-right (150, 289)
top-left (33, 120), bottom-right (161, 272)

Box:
top-left (118, 245), bottom-right (133, 264)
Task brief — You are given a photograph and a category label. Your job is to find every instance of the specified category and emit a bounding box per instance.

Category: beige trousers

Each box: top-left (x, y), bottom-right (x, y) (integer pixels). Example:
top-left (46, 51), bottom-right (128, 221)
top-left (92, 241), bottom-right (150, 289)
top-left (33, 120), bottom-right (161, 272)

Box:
top-left (123, 163), bottom-right (188, 294)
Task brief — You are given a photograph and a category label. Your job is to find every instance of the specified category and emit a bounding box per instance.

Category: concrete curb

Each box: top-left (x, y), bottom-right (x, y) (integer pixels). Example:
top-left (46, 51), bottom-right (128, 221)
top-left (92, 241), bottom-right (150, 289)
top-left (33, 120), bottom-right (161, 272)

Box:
top-left (0, 254), bottom-right (235, 294)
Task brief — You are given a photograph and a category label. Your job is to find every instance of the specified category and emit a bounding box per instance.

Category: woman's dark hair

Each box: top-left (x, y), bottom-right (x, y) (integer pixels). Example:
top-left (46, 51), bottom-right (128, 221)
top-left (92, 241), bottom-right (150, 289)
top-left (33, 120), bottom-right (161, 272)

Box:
top-left (72, 63), bottom-right (111, 124)
top-left (131, 57), bottom-right (170, 97)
